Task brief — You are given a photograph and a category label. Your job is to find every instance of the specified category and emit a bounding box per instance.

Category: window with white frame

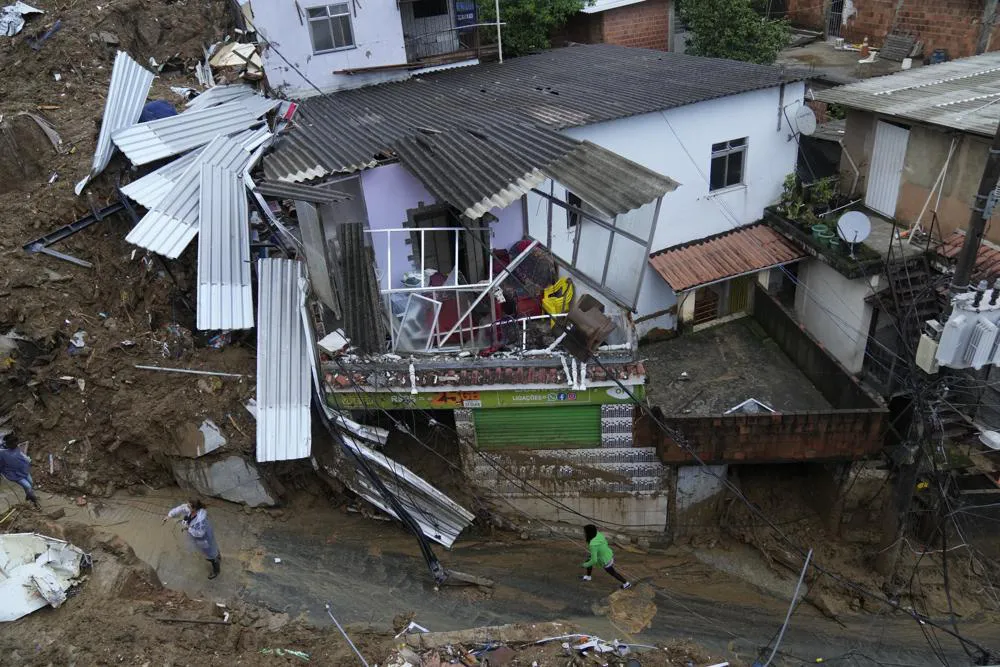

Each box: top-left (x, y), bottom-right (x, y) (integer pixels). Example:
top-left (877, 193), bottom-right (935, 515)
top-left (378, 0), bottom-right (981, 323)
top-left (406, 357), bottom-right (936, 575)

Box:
top-left (709, 137), bottom-right (747, 191)
top-left (307, 4), bottom-right (355, 54)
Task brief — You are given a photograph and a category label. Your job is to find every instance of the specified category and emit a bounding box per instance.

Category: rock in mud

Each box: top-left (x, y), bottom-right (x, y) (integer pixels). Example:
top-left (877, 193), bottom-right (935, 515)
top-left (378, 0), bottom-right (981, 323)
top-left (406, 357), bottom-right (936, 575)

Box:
top-left (171, 455), bottom-right (276, 507)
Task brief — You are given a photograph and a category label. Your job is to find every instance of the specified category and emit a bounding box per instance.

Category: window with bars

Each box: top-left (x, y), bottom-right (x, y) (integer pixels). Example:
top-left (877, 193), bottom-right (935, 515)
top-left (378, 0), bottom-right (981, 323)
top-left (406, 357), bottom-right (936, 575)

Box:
top-left (307, 3), bottom-right (355, 54)
top-left (709, 137), bottom-right (747, 191)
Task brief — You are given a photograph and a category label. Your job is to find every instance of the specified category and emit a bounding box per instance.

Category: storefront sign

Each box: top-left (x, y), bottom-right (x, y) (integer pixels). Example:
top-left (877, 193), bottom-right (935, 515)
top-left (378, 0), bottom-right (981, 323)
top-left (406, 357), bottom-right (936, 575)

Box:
top-left (327, 384), bottom-right (644, 410)
top-left (455, 0), bottom-right (476, 28)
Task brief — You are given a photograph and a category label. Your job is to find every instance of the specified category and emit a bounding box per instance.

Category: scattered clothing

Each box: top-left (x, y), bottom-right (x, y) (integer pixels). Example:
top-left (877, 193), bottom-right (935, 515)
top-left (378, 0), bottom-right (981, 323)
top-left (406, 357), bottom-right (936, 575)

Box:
top-left (0, 445), bottom-right (39, 507)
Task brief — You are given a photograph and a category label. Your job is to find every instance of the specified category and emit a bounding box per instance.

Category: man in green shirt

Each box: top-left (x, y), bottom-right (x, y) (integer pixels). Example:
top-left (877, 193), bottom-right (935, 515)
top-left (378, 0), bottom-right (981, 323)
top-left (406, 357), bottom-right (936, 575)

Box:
top-left (581, 524), bottom-right (631, 589)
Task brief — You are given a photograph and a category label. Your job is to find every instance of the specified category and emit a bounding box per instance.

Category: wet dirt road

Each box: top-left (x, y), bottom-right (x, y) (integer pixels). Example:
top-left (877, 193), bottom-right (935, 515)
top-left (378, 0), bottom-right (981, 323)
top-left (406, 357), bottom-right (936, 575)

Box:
top-left (5, 484), bottom-right (996, 666)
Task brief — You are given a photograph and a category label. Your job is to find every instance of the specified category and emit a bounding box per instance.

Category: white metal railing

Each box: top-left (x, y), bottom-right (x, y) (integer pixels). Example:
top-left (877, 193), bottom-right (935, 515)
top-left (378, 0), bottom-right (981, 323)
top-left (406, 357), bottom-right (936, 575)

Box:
top-left (365, 226), bottom-right (494, 294)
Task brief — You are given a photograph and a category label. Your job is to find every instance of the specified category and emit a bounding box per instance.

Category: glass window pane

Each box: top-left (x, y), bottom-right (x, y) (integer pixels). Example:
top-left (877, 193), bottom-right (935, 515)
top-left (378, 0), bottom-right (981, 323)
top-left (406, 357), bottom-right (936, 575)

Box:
top-left (711, 141), bottom-right (727, 153)
top-left (729, 137), bottom-right (747, 147)
top-left (309, 19), bottom-right (335, 52)
top-left (335, 15), bottom-right (354, 47)
top-left (329, 3), bottom-right (349, 15)
top-left (709, 156), bottom-right (726, 190)
top-left (306, 7), bottom-right (328, 17)
top-left (726, 150), bottom-right (744, 187)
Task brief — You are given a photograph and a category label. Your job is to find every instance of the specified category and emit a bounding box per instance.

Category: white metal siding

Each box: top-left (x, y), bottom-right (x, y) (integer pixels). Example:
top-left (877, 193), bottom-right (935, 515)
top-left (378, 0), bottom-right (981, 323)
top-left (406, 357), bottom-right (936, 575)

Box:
top-left (75, 51), bottom-right (155, 195)
top-left (256, 258), bottom-right (312, 462)
top-left (196, 164), bottom-right (253, 330)
top-left (865, 120), bottom-right (909, 217)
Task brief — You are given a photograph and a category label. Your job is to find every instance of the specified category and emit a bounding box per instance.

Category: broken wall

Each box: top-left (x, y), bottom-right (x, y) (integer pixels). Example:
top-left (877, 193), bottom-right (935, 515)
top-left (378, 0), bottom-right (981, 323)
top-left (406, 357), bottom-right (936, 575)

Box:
top-left (672, 464), bottom-right (727, 537)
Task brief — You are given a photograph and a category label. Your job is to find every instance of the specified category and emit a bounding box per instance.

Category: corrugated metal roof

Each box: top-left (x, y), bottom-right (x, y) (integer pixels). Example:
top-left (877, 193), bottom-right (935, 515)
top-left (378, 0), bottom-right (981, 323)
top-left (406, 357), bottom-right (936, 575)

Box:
top-left (75, 51), bottom-right (154, 195)
top-left (580, 0), bottom-right (647, 13)
top-left (394, 129), bottom-right (677, 219)
top-left (263, 44), bottom-right (795, 183)
top-left (185, 84), bottom-right (256, 112)
top-left (937, 230), bottom-right (1000, 282)
top-left (816, 52), bottom-right (1000, 136)
top-left (196, 164), bottom-right (253, 330)
top-left (648, 223), bottom-right (806, 292)
top-left (811, 118), bottom-right (846, 143)
top-left (256, 258), bottom-right (312, 462)
top-left (124, 132), bottom-right (266, 258)
top-left (254, 180), bottom-right (353, 204)
top-left (120, 127), bottom-right (269, 210)
top-left (112, 95), bottom-right (278, 165)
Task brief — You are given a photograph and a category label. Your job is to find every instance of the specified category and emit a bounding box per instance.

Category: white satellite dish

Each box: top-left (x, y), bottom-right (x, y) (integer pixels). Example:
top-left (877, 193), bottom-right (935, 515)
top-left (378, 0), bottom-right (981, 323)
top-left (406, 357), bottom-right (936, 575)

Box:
top-left (793, 106), bottom-right (818, 136)
top-left (837, 211), bottom-right (871, 258)
top-left (980, 430), bottom-right (1000, 451)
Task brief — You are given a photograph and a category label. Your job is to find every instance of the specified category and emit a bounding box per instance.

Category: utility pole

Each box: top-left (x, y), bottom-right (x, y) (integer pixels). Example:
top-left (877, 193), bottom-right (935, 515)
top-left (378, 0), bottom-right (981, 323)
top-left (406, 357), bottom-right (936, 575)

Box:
top-left (948, 119), bottom-right (1000, 304)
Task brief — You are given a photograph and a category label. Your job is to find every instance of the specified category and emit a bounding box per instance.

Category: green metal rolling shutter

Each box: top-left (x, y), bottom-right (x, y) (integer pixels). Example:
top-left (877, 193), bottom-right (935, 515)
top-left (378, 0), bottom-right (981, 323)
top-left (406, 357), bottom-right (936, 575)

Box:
top-left (474, 406), bottom-right (601, 449)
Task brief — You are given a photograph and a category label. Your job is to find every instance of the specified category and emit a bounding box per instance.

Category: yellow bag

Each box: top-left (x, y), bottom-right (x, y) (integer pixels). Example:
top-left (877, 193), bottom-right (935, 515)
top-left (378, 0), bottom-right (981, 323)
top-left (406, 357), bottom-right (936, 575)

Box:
top-left (542, 277), bottom-right (574, 327)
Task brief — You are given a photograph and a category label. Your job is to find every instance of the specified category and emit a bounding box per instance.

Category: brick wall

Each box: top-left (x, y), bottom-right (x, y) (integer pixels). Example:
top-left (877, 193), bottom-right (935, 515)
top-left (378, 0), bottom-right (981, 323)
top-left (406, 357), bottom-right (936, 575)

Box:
top-left (784, 0), bottom-right (827, 30)
top-left (601, 0), bottom-right (671, 51)
top-left (786, 0), bottom-right (1000, 59)
top-left (642, 407), bottom-right (886, 464)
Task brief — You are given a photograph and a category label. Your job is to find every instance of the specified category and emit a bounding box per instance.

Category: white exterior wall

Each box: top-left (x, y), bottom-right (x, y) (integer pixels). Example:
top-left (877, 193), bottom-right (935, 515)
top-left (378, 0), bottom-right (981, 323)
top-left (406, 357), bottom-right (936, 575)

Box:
top-left (250, 0), bottom-right (409, 97)
top-left (558, 83), bottom-right (805, 334)
top-left (794, 259), bottom-right (876, 374)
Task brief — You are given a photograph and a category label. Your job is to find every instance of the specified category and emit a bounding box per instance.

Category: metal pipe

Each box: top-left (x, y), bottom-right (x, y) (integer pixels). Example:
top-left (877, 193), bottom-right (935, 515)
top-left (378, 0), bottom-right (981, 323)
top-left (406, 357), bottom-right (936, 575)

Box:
top-left (763, 548), bottom-right (813, 667)
top-left (325, 605), bottom-right (371, 667)
top-left (910, 137), bottom-right (957, 236)
top-left (838, 139), bottom-right (862, 198)
top-left (134, 365), bottom-right (245, 378)
top-left (495, 0), bottom-right (502, 63)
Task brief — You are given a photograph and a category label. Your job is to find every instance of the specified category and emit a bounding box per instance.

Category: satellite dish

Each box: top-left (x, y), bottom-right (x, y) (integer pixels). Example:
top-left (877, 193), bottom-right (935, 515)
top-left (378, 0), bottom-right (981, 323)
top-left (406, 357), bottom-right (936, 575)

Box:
top-left (794, 106), bottom-right (818, 136)
top-left (837, 211), bottom-right (871, 259)
top-left (980, 430), bottom-right (1000, 451)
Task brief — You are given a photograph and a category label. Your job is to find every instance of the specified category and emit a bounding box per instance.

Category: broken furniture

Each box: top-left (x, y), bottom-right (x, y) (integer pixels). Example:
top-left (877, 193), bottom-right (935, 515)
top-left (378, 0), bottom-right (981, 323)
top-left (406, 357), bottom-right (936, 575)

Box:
top-left (562, 293), bottom-right (616, 361)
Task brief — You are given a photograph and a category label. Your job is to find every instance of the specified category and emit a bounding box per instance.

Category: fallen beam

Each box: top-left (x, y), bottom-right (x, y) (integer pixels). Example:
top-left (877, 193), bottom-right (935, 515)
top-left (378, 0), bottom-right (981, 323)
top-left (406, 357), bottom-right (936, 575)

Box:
top-left (404, 622), bottom-right (574, 650)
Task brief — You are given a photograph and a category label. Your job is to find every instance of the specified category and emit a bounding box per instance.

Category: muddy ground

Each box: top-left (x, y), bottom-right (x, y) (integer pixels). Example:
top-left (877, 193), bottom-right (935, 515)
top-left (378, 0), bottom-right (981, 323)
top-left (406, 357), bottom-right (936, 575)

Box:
top-left (0, 0), bottom-right (265, 500)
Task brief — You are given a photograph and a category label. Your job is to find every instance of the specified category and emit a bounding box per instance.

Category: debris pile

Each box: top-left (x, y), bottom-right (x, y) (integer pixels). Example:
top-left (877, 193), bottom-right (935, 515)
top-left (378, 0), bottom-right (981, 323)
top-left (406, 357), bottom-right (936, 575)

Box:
top-left (385, 621), bottom-right (728, 666)
top-left (0, 532), bottom-right (88, 621)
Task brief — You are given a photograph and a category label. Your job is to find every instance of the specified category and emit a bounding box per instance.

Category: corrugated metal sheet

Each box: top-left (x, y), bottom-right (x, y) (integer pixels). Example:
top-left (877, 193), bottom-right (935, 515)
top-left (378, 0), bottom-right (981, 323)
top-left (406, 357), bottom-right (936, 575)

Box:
top-left (648, 223), bottom-right (807, 292)
top-left (393, 129), bottom-right (677, 219)
top-left (327, 425), bottom-right (475, 548)
top-left (255, 180), bottom-right (353, 204)
top-left (816, 52), bottom-right (1000, 136)
top-left (196, 164), bottom-right (253, 330)
top-left (185, 84), bottom-right (256, 112)
top-left (125, 133), bottom-right (264, 258)
top-left (864, 121), bottom-right (909, 217)
top-left (263, 44), bottom-right (795, 183)
top-left (256, 258), bottom-right (312, 462)
top-left (75, 51), bottom-right (154, 195)
top-left (112, 95), bottom-right (278, 165)
top-left (120, 126), bottom-right (270, 210)
top-left (474, 405), bottom-right (601, 448)
top-left (580, 0), bottom-right (646, 13)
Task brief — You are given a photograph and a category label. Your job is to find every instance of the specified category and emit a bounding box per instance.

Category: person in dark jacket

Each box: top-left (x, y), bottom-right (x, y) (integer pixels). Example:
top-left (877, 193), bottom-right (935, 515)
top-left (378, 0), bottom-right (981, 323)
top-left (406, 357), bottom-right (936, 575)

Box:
top-left (580, 524), bottom-right (631, 589)
top-left (0, 440), bottom-right (40, 509)
top-left (164, 499), bottom-right (222, 579)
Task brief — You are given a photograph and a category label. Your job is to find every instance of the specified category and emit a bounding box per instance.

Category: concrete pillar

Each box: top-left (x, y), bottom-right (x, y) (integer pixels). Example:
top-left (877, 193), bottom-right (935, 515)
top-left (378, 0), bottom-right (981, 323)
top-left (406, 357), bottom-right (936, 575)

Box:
top-left (454, 409), bottom-right (478, 477)
top-left (678, 291), bottom-right (695, 325)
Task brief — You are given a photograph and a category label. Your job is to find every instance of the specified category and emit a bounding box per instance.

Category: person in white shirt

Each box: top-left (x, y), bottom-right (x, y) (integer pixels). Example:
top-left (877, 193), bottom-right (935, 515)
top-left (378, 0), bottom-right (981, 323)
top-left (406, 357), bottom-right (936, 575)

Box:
top-left (163, 499), bottom-right (221, 579)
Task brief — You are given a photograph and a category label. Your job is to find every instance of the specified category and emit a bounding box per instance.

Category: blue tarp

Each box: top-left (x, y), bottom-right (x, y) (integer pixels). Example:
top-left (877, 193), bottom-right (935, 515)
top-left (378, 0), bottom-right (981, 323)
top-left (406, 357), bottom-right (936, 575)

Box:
top-left (139, 100), bottom-right (177, 123)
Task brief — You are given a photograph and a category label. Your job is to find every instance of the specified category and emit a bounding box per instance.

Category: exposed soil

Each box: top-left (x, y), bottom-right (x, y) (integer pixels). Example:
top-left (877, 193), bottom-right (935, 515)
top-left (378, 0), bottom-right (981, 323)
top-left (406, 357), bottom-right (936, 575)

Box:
top-left (0, 0), bottom-right (256, 500)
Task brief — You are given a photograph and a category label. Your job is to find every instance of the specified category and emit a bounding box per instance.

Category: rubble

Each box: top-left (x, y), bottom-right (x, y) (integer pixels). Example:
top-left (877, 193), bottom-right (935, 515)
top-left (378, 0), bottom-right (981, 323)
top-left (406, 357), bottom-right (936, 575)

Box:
top-left (171, 455), bottom-right (276, 507)
top-left (0, 0), bottom-right (41, 37)
top-left (0, 532), bottom-right (88, 621)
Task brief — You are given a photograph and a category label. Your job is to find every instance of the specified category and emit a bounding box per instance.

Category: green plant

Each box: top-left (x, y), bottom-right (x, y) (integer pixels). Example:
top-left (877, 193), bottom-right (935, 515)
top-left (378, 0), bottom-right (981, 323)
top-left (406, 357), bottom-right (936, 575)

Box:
top-left (678, 0), bottom-right (789, 64)
top-left (477, 0), bottom-right (586, 56)
top-left (808, 177), bottom-right (836, 211)
top-left (778, 173), bottom-right (807, 219)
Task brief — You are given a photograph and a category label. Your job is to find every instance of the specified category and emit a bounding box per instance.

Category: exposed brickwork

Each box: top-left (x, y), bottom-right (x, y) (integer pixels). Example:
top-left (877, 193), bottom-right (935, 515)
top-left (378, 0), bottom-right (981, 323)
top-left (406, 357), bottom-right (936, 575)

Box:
top-left (601, 0), bottom-right (671, 51)
top-left (553, 0), bottom-right (670, 51)
top-left (641, 407), bottom-right (886, 464)
top-left (785, 0), bottom-right (1000, 59)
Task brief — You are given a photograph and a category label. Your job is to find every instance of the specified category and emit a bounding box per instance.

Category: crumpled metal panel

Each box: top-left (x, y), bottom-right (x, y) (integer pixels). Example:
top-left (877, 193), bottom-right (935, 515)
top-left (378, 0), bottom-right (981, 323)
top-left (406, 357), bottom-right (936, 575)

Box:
top-left (75, 51), bottom-right (154, 195)
top-left (254, 179), bottom-right (352, 204)
top-left (256, 258), bottom-right (312, 462)
top-left (111, 95), bottom-right (278, 165)
top-left (120, 127), bottom-right (269, 210)
top-left (124, 131), bottom-right (267, 258)
top-left (184, 84), bottom-right (256, 112)
top-left (196, 164), bottom-right (253, 331)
